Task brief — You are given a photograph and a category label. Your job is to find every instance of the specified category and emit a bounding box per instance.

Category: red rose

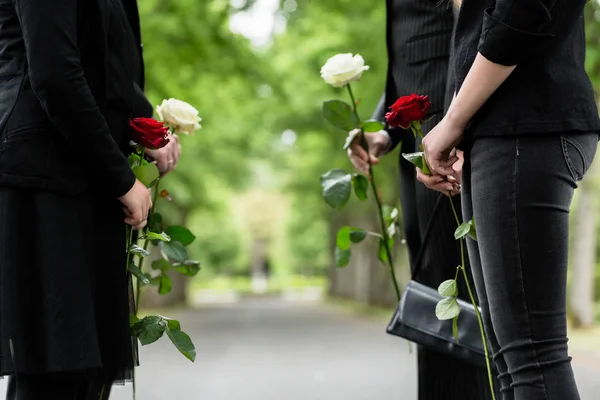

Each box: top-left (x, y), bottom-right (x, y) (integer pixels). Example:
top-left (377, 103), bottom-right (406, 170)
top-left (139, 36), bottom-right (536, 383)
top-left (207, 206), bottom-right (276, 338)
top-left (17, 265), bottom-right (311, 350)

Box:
top-left (129, 117), bottom-right (170, 149)
top-left (385, 94), bottom-right (431, 128)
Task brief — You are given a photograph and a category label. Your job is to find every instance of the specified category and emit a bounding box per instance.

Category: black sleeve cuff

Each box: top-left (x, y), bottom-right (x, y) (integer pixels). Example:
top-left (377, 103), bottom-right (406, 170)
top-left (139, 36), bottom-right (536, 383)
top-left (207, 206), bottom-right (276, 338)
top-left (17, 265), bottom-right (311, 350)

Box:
top-left (111, 166), bottom-right (137, 198)
top-left (478, 8), bottom-right (553, 66)
top-left (386, 127), bottom-right (413, 154)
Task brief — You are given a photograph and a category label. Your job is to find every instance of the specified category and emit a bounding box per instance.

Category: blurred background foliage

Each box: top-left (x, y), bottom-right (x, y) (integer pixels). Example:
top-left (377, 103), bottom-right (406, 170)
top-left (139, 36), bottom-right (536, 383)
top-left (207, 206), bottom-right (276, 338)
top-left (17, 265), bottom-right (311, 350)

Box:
top-left (137, 0), bottom-right (600, 323)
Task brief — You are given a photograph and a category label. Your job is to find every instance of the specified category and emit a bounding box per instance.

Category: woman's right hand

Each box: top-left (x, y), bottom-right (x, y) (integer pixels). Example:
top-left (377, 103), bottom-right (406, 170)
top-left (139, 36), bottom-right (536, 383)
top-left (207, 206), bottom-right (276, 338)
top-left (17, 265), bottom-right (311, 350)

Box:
top-left (347, 129), bottom-right (390, 175)
top-left (119, 179), bottom-right (152, 230)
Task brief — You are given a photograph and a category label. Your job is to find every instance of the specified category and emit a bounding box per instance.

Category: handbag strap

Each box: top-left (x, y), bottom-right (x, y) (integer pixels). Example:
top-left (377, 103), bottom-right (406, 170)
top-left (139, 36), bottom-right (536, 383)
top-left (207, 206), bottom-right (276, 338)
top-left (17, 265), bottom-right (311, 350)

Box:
top-left (409, 193), bottom-right (446, 280)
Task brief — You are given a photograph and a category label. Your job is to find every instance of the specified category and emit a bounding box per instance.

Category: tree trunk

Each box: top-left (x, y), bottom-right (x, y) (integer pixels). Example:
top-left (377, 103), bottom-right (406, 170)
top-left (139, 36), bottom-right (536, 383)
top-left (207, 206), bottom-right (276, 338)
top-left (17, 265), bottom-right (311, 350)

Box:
top-left (569, 160), bottom-right (599, 328)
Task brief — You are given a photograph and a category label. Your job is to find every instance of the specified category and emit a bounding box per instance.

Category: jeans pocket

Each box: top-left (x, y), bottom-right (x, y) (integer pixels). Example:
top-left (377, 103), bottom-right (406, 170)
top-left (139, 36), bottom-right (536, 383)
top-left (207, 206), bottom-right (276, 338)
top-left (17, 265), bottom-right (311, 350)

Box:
top-left (560, 132), bottom-right (599, 181)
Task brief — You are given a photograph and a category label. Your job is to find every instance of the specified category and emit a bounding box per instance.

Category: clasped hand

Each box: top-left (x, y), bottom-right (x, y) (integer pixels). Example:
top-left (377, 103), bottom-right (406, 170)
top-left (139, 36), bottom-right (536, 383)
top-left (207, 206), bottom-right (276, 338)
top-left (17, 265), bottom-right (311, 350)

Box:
top-left (118, 133), bottom-right (183, 230)
top-left (145, 133), bottom-right (182, 176)
top-left (418, 116), bottom-right (464, 197)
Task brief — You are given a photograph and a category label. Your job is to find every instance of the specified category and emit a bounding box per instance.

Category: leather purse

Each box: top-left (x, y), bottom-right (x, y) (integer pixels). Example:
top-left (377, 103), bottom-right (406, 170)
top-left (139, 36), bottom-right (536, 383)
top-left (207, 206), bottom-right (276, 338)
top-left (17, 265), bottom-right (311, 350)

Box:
top-left (386, 195), bottom-right (493, 369)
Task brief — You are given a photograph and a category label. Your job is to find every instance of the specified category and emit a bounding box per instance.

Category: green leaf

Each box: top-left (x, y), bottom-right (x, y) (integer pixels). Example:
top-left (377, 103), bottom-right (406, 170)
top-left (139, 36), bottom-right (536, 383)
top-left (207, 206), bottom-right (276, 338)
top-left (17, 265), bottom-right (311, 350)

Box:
top-left (468, 217), bottom-right (477, 241)
top-left (387, 223), bottom-right (396, 238)
top-left (438, 279), bottom-right (459, 297)
top-left (166, 319), bottom-right (181, 331)
top-left (422, 157), bottom-right (431, 175)
top-left (336, 227), bottom-right (367, 251)
top-left (151, 258), bottom-right (172, 271)
top-left (159, 273), bottom-right (172, 295)
top-left (149, 212), bottom-right (163, 234)
top-left (320, 169), bottom-right (352, 210)
top-left (173, 261), bottom-right (201, 277)
top-left (132, 315), bottom-right (167, 345)
top-left (160, 241), bottom-right (189, 263)
top-left (165, 226), bottom-right (196, 246)
top-left (336, 226), bottom-right (352, 250)
top-left (128, 260), bottom-right (150, 285)
top-left (402, 152), bottom-right (425, 170)
top-left (166, 328), bottom-right (196, 362)
top-left (363, 120), bottom-right (385, 132)
top-left (144, 231), bottom-right (171, 242)
top-left (435, 297), bottom-right (461, 320)
top-left (349, 229), bottom-right (367, 243)
top-left (352, 174), bottom-right (368, 201)
top-left (335, 247), bottom-right (351, 267)
top-left (129, 313), bottom-right (140, 327)
top-left (378, 238), bottom-right (393, 263)
top-left (454, 222), bottom-right (471, 240)
top-left (452, 315), bottom-right (460, 343)
top-left (132, 163), bottom-right (160, 188)
top-left (322, 100), bottom-right (359, 131)
top-left (128, 153), bottom-right (142, 168)
top-left (343, 129), bottom-right (360, 151)
top-left (130, 244), bottom-right (150, 258)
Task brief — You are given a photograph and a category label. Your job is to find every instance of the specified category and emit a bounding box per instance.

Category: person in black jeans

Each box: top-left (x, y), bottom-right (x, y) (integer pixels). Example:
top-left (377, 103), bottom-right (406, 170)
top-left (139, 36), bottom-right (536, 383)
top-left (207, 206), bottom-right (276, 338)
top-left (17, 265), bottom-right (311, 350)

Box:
top-left (347, 0), bottom-right (497, 398)
top-left (418, 0), bottom-right (600, 399)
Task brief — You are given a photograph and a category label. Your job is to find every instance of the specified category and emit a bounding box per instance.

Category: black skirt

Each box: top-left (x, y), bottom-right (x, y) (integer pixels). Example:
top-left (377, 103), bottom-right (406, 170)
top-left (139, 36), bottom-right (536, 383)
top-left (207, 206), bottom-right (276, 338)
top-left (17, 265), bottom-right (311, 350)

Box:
top-left (0, 152), bottom-right (134, 382)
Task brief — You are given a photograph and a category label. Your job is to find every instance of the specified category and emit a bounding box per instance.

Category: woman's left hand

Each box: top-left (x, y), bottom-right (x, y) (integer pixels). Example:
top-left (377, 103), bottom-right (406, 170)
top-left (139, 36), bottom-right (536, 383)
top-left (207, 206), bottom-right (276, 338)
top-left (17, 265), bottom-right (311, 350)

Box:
top-left (422, 116), bottom-right (464, 177)
top-left (145, 133), bottom-right (182, 176)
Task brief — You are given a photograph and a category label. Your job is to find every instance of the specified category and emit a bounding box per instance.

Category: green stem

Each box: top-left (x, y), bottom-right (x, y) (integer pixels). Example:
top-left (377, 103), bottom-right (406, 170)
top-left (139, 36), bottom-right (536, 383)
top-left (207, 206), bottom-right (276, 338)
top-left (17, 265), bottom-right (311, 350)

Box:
top-left (135, 179), bottom-right (161, 316)
top-left (448, 197), bottom-right (496, 400)
top-left (346, 84), bottom-right (400, 301)
top-left (135, 179), bottom-right (160, 317)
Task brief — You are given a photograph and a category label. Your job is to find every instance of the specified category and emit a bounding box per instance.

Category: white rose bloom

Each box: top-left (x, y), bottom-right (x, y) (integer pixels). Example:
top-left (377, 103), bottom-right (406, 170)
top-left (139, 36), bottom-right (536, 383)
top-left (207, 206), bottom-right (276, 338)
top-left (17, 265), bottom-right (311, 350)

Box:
top-left (156, 98), bottom-right (202, 135)
top-left (320, 53), bottom-right (370, 88)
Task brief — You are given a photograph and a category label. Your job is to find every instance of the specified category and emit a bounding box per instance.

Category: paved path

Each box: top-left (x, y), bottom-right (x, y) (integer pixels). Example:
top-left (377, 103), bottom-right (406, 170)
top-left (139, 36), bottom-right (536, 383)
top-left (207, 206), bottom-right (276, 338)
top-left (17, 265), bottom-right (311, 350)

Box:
top-left (2, 298), bottom-right (599, 399)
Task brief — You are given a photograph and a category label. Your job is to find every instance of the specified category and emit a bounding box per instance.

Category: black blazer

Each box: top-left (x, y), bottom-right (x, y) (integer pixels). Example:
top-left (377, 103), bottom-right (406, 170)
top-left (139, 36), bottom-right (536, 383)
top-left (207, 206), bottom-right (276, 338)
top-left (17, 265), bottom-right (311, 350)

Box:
top-left (121, 0), bottom-right (154, 118)
top-left (373, 0), bottom-right (455, 150)
top-left (0, 0), bottom-right (135, 197)
top-left (454, 0), bottom-right (600, 138)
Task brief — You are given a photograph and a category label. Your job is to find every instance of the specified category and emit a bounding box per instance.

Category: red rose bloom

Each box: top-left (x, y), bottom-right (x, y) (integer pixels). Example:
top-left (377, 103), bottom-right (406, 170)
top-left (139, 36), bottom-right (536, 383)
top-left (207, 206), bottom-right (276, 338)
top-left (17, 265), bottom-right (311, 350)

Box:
top-left (385, 94), bottom-right (431, 129)
top-left (129, 117), bottom-right (170, 149)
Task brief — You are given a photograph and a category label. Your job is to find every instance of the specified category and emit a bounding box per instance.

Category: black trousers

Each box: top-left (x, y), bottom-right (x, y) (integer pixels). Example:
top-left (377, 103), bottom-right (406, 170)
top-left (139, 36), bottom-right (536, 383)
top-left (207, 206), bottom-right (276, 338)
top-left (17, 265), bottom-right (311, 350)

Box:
top-left (6, 372), bottom-right (113, 400)
top-left (461, 132), bottom-right (598, 400)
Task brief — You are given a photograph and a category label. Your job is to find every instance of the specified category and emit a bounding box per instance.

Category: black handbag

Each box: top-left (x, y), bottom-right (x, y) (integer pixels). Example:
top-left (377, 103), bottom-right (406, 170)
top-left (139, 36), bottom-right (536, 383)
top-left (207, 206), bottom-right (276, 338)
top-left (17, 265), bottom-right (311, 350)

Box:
top-left (386, 194), bottom-right (493, 369)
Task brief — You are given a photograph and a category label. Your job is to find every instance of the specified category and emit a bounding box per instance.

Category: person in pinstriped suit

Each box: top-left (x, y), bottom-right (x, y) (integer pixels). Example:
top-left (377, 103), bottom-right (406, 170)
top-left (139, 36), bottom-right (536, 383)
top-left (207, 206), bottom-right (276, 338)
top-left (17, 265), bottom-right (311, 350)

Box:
top-left (347, 1), bottom-right (498, 398)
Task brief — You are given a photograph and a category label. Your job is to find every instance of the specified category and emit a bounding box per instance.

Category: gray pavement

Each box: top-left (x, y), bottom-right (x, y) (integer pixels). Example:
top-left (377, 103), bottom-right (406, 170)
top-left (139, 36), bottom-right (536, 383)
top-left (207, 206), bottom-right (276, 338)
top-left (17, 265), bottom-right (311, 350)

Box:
top-left (2, 298), bottom-right (599, 399)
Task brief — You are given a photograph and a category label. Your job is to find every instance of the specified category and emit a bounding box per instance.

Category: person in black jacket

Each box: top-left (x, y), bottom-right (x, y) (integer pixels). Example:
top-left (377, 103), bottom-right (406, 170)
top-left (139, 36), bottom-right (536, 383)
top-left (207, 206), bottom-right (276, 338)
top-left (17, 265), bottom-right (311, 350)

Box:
top-left (348, 1), bottom-right (496, 399)
top-left (0, 0), bottom-right (154, 398)
top-left (418, 0), bottom-right (599, 399)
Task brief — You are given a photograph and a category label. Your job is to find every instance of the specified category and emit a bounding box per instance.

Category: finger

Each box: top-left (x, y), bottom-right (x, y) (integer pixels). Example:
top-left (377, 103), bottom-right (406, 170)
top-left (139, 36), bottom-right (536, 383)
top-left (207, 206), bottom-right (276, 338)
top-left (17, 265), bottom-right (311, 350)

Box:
top-left (416, 169), bottom-right (444, 185)
top-left (351, 156), bottom-right (370, 175)
top-left (156, 155), bottom-right (168, 173)
top-left (440, 155), bottom-right (459, 169)
top-left (429, 160), bottom-right (456, 176)
top-left (369, 155), bottom-right (380, 165)
top-left (350, 142), bottom-right (369, 163)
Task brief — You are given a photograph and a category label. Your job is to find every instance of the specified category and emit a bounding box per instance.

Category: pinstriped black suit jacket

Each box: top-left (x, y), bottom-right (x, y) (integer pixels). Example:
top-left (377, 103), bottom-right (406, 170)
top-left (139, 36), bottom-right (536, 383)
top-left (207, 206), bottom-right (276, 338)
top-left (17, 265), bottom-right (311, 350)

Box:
top-left (373, 0), bottom-right (455, 148)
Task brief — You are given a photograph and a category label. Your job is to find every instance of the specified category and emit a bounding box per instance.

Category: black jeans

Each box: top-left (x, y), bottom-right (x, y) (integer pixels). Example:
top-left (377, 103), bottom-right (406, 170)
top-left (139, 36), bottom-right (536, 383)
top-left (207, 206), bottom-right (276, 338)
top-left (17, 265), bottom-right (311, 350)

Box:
top-left (6, 372), bottom-right (113, 400)
top-left (461, 132), bottom-right (598, 400)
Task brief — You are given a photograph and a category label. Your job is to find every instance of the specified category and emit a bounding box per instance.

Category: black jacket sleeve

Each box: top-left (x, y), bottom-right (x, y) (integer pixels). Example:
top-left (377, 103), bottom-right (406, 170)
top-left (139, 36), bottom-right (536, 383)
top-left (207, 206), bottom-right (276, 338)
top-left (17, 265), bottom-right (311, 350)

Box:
top-left (14, 0), bottom-right (136, 197)
top-left (478, 0), bottom-right (561, 65)
top-left (132, 82), bottom-right (154, 118)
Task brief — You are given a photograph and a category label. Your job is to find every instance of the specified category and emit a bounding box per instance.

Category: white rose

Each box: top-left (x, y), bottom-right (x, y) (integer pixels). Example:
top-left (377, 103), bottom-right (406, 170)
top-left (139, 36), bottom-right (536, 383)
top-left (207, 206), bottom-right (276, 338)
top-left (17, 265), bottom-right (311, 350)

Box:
top-left (320, 53), bottom-right (370, 88)
top-left (156, 98), bottom-right (202, 135)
